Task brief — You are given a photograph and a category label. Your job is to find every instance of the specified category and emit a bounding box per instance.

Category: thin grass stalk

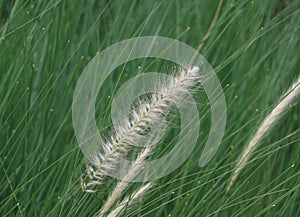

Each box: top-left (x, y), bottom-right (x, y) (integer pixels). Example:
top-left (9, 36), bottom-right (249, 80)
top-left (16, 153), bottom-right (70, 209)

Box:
top-left (106, 183), bottom-right (152, 217)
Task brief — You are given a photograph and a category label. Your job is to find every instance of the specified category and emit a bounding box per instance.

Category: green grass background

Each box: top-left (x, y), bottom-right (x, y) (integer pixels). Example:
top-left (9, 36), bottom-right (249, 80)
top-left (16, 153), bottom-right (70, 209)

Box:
top-left (0, 0), bottom-right (299, 216)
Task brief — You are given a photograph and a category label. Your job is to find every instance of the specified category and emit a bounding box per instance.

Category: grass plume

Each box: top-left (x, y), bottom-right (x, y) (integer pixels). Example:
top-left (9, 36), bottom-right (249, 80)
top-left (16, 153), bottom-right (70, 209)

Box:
top-left (82, 66), bottom-right (201, 190)
top-left (93, 66), bottom-right (201, 215)
top-left (227, 75), bottom-right (300, 191)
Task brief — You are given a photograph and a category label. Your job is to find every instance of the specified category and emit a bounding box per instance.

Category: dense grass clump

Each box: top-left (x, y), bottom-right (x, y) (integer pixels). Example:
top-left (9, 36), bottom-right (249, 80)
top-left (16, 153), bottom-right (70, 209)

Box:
top-left (0, 0), bottom-right (299, 216)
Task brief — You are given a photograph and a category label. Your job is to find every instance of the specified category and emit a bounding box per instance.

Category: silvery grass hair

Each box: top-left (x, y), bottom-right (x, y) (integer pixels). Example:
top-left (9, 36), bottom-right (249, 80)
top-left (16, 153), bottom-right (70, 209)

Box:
top-left (80, 66), bottom-right (202, 216)
top-left (81, 66), bottom-right (201, 190)
top-left (227, 75), bottom-right (300, 191)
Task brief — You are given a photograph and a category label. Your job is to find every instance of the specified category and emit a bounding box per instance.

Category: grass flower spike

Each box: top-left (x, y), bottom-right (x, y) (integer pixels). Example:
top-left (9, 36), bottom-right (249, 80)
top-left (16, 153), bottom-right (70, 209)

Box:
top-left (228, 76), bottom-right (300, 191)
top-left (82, 66), bottom-right (201, 191)
top-left (83, 66), bottom-right (202, 216)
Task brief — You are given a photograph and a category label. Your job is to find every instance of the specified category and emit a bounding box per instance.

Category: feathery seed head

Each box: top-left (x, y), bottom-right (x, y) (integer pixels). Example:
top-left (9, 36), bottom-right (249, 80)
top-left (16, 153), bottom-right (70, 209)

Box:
top-left (83, 66), bottom-right (201, 189)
